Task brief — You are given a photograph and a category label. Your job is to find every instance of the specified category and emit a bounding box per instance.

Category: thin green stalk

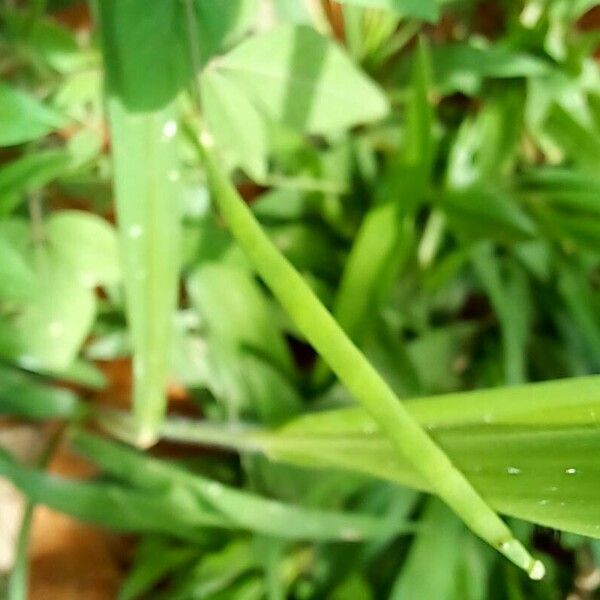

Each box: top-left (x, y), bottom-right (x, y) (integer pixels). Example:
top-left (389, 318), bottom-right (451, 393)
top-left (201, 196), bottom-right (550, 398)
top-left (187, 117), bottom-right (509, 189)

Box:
top-left (7, 428), bottom-right (63, 600)
top-left (7, 505), bottom-right (34, 600)
top-left (196, 138), bottom-right (544, 580)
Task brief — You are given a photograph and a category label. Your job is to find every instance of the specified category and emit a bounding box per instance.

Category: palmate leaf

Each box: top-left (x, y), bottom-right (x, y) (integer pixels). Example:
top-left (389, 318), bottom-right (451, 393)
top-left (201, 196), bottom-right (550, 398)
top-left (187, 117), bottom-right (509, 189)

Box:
top-left (159, 375), bottom-right (600, 539)
top-left (200, 69), bottom-right (269, 180)
top-left (217, 25), bottom-right (389, 134)
top-left (0, 212), bottom-right (120, 372)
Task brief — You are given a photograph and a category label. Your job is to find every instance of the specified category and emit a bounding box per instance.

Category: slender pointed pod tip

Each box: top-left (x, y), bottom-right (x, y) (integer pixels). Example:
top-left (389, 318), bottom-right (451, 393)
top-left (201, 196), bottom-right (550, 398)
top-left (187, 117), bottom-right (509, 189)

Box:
top-left (529, 560), bottom-right (546, 581)
top-left (498, 538), bottom-right (544, 580)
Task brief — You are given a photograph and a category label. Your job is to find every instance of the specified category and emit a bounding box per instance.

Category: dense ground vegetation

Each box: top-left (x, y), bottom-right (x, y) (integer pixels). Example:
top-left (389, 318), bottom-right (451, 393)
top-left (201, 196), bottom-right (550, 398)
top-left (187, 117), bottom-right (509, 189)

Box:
top-left (2, 0), bottom-right (600, 597)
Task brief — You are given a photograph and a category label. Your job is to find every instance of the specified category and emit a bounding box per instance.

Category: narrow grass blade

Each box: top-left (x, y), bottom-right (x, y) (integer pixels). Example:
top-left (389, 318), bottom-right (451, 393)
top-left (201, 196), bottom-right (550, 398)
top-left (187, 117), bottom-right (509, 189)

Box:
top-left (0, 447), bottom-right (228, 541)
top-left (7, 430), bottom-right (63, 600)
top-left (312, 38), bottom-right (431, 387)
top-left (94, 0), bottom-right (183, 446)
top-left (0, 365), bottom-right (82, 420)
top-left (70, 429), bottom-right (412, 542)
top-left (196, 140), bottom-right (543, 577)
top-left (106, 98), bottom-right (181, 446)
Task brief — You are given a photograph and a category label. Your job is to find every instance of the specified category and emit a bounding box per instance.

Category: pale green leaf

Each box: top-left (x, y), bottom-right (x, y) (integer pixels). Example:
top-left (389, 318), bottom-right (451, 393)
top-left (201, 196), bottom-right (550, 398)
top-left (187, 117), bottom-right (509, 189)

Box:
top-left (0, 233), bottom-right (37, 302)
top-left (0, 83), bottom-right (67, 146)
top-left (218, 25), bottom-right (389, 134)
top-left (14, 264), bottom-right (96, 372)
top-left (45, 210), bottom-right (121, 288)
top-left (201, 69), bottom-right (268, 180)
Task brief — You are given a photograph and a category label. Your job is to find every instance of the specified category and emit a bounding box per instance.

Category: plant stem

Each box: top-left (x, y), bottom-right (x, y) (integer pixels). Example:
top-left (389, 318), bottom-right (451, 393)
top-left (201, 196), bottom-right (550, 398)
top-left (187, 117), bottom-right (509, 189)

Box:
top-left (7, 427), bottom-right (64, 600)
top-left (196, 137), bottom-right (544, 580)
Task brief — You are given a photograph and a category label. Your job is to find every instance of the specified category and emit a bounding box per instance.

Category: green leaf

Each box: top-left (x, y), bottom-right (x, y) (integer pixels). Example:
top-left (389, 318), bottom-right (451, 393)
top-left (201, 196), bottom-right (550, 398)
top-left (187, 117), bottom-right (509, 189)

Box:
top-left (0, 448), bottom-right (227, 542)
top-left (334, 0), bottom-right (439, 22)
top-left (201, 69), bottom-right (268, 180)
top-left (443, 187), bottom-right (536, 243)
top-left (557, 262), bottom-right (600, 367)
top-left (218, 25), bottom-right (390, 134)
top-left (0, 233), bottom-right (37, 302)
top-left (163, 374), bottom-right (600, 538)
top-left (119, 538), bottom-right (197, 600)
top-left (188, 263), bottom-right (293, 374)
top-left (71, 429), bottom-right (412, 542)
top-left (0, 212), bottom-right (114, 371)
top-left (390, 500), bottom-right (464, 599)
top-left (471, 246), bottom-right (532, 385)
top-left (93, 0), bottom-right (187, 110)
top-left (544, 103), bottom-right (600, 172)
top-left (430, 44), bottom-right (548, 94)
top-left (0, 365), bottom-right (81, 420)
top-left (164, 540), bottom-right (257, 600)
top-left (0, 83), bottom-right (67, 146)
top-left (188, 263), bottom-right (300, 422)
top-left (194, 0), bottom-right (260, 60)
top-left (14, 262), bottom-right (96, 372)
top-left (45, 210), bottom-right (121, 288)
top-left (0, 151), bottom-right (71, 215)
top-left (106, 98), bottom-right (182, 445)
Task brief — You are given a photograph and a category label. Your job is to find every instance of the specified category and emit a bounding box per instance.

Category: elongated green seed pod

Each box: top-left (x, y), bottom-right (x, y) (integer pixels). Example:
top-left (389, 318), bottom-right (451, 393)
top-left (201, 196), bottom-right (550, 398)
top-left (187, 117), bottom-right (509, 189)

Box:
top-left (197, 137), bottom-right (544, 580)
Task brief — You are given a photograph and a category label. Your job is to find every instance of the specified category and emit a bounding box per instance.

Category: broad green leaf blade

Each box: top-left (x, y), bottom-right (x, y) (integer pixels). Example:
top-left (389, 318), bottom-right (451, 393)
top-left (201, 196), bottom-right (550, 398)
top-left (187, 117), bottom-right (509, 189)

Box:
top-left (0, 83), bottom-right (67, 146)
top-left (156, 375), bottom-right (600, 538)
top-left (201, 69), bottom-right (268, 180)
top-left (107, 98), bottom-right (182, 446)
top-left (251, 424), bottom-right (600, 540)
top-left (45, 210), bottom-right (121, 288)
top-left (71, 429), bottom-right (412, 542)
top-left (218, 25), bottom-right (390, 134)
top-left (287, 375), bottom-right (600, 431)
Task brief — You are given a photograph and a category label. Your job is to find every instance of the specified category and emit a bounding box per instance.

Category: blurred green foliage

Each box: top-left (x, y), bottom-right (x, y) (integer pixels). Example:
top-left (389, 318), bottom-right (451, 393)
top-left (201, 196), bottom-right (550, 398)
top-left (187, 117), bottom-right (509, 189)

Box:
top-left (2, 0), bottom-right (600, 597)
